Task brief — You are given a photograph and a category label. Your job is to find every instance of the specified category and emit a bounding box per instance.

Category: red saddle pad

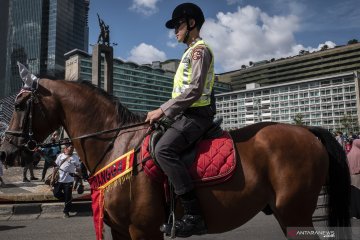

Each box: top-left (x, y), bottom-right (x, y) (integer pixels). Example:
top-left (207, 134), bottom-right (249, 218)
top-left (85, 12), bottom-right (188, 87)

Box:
top-left (141, 131), bottom-right (236, 186)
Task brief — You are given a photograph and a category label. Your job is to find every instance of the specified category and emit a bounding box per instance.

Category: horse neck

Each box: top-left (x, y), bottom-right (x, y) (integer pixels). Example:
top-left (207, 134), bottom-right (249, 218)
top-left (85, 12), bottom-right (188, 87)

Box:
top-left (50, 82), bottom-right (117, 138)
top-left (47, 80), bottom-right (145, 173)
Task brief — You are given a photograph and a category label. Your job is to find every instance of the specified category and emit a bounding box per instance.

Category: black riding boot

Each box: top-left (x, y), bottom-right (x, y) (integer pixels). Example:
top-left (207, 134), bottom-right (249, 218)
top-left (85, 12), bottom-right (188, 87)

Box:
top-left (160, 196), bottom-right (207, 237)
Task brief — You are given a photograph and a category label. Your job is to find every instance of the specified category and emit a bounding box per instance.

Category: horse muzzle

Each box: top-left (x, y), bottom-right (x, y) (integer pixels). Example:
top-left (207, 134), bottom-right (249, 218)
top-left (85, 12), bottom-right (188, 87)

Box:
top-left (0, 142), bottom-right (20, 166)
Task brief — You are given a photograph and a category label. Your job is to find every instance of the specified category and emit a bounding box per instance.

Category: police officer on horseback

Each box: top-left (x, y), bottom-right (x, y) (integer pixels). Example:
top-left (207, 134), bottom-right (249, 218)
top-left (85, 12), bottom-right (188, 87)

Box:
top-left (145, 2), bottom-right (215, 237)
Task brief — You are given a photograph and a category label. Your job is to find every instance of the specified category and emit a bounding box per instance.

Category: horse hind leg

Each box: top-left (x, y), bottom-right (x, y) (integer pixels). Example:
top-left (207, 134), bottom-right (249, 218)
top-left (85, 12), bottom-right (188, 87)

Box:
top-left (272, 193), bottom-right (320, 239)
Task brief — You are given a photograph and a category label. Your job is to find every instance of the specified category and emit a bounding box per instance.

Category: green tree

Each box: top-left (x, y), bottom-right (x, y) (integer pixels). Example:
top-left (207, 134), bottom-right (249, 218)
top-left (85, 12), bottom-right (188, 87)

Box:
top-left (348, 39), bottom-right (358, 45)
top-left (293, 113), bottom-right (304, 125)
top-left (320, 44), bottom-right (328, 51)
top-left (340, 114), bottom-right (352, 133)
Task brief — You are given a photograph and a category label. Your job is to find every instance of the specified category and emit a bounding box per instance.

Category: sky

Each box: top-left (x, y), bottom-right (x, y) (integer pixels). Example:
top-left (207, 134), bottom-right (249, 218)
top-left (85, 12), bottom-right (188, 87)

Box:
top-left (88, 0), bottom-right (360, 73)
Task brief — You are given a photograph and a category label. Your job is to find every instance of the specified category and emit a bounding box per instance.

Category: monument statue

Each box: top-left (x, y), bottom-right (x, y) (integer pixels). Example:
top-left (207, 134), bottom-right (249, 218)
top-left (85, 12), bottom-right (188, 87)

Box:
top-left (97, 14), bottom-right (110, 46)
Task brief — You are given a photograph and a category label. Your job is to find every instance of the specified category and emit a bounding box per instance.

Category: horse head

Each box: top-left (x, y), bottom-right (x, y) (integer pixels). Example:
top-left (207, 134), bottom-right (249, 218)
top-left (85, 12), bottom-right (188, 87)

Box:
top-left (0, 63), bottom-right (59, 166)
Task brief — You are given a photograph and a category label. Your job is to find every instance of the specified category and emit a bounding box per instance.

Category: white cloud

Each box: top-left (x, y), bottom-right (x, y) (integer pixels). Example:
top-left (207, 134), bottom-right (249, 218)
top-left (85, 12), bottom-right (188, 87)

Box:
top-left (127, 43), bottom-right (167, 64)
top-left (200, 5), bottom-right (336, 72)
top-left (130, 0), bottom-right (160, 16)
top-left (166, 41), bottom-right (178, 48)
top-left (167, 30), bottom-right (179, 48)
top-left (314, 41), bottom-right (336, 51)
top-left (226, 0), bottom-right (244, 5)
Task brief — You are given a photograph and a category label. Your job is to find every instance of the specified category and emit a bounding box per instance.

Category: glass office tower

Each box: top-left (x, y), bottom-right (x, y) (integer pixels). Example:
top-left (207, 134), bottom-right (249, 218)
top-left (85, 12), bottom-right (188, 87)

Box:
top-left (0, 0), bottom-right (89, 98)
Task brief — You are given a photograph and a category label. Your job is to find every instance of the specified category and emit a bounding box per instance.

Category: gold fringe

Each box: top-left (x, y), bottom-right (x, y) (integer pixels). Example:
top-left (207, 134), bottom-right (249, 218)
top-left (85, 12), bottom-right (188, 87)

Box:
top-left (103, 171), bottom-right (133, 192)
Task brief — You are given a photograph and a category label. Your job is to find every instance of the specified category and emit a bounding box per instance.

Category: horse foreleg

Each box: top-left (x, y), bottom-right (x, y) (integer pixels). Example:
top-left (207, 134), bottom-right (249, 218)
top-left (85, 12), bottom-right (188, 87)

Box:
top-left (110, 227), bottom-right (132, 240)
top-left (129, 225), bottom-right (164, 240)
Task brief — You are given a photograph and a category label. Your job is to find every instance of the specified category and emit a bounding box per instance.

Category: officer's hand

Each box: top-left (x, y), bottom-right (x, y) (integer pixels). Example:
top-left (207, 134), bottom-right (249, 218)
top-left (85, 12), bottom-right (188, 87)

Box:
top-left (145, 108), bottom-right (164, 124)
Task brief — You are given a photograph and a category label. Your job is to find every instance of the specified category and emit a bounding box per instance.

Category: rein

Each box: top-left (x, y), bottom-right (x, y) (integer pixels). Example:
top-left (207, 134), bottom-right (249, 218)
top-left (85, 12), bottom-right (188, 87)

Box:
top-left (37, 122), bottom-right (149, 148)
top-left (37, 121), bottom-right (150, 176)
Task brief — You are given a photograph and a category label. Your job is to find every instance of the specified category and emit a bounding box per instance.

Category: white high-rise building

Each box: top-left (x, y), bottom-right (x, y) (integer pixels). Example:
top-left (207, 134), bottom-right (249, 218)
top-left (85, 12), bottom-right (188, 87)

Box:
top-left (216, 72), bottom-right (360, 133)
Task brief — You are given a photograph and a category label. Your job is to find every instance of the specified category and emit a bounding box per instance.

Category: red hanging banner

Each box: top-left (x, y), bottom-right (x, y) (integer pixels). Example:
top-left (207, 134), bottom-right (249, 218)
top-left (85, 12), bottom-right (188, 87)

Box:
top-left (88, 149), bottom-right (134, 240)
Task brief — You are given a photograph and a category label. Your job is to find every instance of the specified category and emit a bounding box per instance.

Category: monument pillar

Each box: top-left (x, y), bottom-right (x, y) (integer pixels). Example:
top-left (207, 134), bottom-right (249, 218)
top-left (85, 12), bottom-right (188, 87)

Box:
top-left (92, 44), bottom-right (113, 94)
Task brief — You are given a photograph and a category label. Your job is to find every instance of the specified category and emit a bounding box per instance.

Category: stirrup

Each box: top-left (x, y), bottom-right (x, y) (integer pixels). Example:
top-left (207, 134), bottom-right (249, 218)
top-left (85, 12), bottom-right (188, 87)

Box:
top-left (160, 214), bottom-right (207, 238)
top-left (160, 210), bottom-right (176, 238)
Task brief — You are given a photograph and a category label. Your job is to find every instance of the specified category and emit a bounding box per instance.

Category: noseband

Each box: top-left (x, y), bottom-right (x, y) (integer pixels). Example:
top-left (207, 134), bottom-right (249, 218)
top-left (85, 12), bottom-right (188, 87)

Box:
top-left (5, 89), bottom-right (45, 151)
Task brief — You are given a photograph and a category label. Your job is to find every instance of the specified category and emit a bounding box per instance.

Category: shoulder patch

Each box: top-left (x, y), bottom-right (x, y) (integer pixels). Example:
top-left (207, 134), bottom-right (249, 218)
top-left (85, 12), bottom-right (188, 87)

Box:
top-left (192, 47), bottom-right (204, 61)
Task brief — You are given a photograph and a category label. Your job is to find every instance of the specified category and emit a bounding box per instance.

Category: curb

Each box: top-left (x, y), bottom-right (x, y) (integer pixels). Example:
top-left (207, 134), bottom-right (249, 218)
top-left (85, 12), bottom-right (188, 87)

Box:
top-left (0, 191), bottom-right (91, 203)
top-left (0, 201), bottom-right (92, 221)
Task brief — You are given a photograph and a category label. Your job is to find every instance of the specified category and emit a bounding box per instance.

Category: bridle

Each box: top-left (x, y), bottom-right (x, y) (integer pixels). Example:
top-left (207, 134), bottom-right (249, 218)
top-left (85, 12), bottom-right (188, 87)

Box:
top-left (4, 89), bottom-right (44, 151)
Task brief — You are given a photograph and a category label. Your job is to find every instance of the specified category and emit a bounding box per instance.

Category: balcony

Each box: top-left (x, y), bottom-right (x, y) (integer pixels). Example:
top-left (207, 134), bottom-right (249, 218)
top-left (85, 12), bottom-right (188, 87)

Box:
top-left (262, 118), bottom-right (272, 122)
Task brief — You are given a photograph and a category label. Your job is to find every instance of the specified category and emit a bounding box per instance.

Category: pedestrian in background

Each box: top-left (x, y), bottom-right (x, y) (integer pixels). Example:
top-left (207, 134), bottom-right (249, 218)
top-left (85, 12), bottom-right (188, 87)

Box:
top-left (0, 140), bottom-right (4, 187)
top-left (40, 132), bottom-right (61, 181)
top-left (345, 139), bottom-right (353, 154)
top-left (348, 139), bottom-right (360, 219)
top-left (53, 142), bottom-right (80, 218)
top-left (32, 148), bottom-right (42, 168)
top-left (0, 159), bottom-right (5, 187)
top-left (335, 131), bottom-right (345, 149)
top-left (22, 148), bottom-right (38, 182)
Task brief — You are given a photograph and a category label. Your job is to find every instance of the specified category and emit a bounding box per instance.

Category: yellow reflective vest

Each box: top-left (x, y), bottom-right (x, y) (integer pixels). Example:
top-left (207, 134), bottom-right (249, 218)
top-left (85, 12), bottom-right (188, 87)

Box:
top-left (172, 39), bottom-right (215, 108)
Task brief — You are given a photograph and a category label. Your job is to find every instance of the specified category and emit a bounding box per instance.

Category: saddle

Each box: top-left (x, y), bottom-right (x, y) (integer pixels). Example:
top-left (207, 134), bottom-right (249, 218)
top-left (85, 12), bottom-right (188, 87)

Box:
top-left (141, 118), bottom-right (236, 186)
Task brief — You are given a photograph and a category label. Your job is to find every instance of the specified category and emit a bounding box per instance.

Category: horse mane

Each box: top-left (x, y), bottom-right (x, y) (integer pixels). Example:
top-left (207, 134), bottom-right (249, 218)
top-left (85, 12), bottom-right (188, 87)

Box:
top-left (67, 80), bottom-right (146, 126)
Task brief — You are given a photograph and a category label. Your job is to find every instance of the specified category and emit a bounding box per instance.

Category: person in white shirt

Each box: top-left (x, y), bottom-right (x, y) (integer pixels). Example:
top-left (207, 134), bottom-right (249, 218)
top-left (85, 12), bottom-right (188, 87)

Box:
top-left (53, 143), bottom-right (80, 218)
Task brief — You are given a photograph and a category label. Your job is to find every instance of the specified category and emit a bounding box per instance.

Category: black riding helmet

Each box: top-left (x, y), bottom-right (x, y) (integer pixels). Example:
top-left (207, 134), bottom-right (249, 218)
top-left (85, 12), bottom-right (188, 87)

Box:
top-left (165, 3), bottom-right (205, 31)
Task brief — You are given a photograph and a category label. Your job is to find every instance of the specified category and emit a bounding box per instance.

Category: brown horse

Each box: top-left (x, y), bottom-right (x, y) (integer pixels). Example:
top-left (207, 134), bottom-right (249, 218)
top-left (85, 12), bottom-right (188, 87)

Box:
top-left (0, 78), bottom-right (351, 239)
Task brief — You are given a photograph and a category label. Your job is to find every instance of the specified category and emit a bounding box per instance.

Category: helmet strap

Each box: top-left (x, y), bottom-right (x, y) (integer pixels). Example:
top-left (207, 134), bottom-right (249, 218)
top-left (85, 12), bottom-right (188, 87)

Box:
top-left (183, 30), bottom-right (189, 44)
top-left (183, 18), bottom-right (196, 44)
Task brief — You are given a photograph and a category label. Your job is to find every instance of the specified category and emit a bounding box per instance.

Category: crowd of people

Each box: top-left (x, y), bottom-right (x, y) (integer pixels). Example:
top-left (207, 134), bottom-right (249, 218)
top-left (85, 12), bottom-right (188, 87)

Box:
top-left (334, 131), bottom-right (360, 154)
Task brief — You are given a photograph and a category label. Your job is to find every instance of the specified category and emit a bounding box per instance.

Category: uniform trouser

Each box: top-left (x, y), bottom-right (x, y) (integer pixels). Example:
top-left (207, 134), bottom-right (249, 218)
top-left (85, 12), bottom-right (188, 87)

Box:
top-left (53, 182), bottom-right (73, 213)
top-left (155, 113), bottom-right (213, 195)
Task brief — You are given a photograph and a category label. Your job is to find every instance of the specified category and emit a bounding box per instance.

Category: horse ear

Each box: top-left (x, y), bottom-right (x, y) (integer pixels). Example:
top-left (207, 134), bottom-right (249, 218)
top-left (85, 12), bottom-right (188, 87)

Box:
top-left (17, 61), bottom-right (39, 90)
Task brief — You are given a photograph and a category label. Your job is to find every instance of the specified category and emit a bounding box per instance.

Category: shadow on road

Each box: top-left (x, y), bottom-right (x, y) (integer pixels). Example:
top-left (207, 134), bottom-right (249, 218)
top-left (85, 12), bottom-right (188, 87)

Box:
top-left (0, 225), bottom-right (26, 231)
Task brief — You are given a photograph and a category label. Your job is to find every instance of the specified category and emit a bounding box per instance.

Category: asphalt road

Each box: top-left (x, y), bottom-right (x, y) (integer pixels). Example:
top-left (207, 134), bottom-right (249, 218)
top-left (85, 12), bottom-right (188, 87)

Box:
top-left (0, 207), bottom-right (359, 240)
top-left (0, 212), bottom-right (285, 240)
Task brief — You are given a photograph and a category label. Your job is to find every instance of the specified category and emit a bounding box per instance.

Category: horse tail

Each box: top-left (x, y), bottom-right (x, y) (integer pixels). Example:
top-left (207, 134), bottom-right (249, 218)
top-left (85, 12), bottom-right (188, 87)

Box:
top-left (308, 126), bottom-right (351, 228)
